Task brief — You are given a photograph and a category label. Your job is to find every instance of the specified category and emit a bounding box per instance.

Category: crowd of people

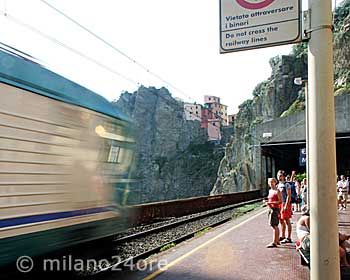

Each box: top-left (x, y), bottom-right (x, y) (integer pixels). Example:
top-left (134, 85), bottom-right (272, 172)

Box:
top-left (264, 170), bottom-right (350, 278)
top-left (264, 170), bottom-right (307, 248)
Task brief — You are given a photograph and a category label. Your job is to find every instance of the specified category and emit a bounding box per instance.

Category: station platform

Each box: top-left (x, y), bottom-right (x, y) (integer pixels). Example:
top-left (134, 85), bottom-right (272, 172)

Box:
top-left (110, 204), bottom-right (349, 280)
top-left (110, 206), bottom-right (307, 280)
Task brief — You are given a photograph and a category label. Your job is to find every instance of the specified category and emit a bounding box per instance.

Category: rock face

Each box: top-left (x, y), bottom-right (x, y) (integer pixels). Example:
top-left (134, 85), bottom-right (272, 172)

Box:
top-left (211, 0), bottom-right (350, 195)
top-left (113, 86), bottom-right (224, 204)
top-left (334, 0), bottom-right (350, 88)
top-left (211, 55), bottom-right (307, 195)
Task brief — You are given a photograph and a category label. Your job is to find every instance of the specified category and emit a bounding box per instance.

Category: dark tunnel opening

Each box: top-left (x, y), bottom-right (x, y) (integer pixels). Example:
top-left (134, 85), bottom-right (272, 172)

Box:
top-left (261, 134), bottom-right (350, 181)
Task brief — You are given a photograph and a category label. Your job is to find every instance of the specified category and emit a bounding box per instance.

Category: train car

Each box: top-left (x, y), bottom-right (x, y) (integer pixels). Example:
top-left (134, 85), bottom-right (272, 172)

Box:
top-left (0, 46), bottom-right (135, 267)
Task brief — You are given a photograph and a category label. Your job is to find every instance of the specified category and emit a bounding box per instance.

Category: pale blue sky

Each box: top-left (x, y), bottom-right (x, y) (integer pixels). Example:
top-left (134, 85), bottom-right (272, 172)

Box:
top-left (0, 0), bottom-right (343, 114)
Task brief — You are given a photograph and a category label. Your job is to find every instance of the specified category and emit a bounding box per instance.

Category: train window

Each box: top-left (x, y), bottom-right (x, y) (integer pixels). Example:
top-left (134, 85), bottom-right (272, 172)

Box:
top-left (108, 145), bottom-right (121, 163)
top-left (120, 148), bottom-right (134, 166)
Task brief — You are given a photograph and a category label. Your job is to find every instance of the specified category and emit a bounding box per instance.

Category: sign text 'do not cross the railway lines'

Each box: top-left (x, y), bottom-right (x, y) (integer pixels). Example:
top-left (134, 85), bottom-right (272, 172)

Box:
top-left (220, 0), bottom-right (301, 53)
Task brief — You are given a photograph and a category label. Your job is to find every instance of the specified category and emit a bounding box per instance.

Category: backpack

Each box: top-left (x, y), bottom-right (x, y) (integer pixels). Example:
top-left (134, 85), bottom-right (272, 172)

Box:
top-left (288, 181), bottom-right (299, 203)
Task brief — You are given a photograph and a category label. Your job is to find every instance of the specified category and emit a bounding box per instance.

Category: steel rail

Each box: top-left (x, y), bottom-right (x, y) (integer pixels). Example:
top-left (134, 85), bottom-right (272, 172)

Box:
top-left (113, 197), bottom-right (262, 244)
top-left (89, 198), bottom-right (263, 276)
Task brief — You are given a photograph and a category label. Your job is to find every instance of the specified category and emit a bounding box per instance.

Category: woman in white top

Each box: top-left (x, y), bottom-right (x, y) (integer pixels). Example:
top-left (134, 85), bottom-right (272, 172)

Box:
top-left (296, 210), bottom-right (310, 242)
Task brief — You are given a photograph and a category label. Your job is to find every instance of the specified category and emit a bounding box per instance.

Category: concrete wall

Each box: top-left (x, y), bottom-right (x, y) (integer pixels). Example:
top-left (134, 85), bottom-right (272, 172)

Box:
top-left (255, 110), bottom-right (305, 144)
top-left (255, 94), bottom-right (350, 144)
top-left (254, 94), bottom-right (350, 190)
top-left (335, 94), bottom-right (350, 133)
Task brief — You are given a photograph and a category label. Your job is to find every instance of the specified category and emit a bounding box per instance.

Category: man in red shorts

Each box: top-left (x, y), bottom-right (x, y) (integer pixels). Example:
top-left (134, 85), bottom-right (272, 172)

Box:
top-left (277, 170), bottom-right (293, 243)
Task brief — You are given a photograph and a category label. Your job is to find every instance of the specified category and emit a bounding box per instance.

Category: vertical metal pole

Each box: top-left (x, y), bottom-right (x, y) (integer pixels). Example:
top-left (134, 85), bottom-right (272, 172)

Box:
top-left (308, 0), bottom-right (340, 279)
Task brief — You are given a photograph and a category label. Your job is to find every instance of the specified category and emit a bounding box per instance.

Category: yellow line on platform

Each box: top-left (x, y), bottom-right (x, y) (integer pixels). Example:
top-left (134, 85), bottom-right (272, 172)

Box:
top-left (143, 208), bottom-right (267, 280)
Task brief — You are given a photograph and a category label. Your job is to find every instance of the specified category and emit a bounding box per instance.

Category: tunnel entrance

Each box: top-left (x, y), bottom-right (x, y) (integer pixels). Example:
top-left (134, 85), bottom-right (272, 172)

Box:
top-left (335, 134), bottom-right (350, 177)
top-left (260, 134), bottom-right (350, 182)
top-left (261, 141), bottom-right (306, 179)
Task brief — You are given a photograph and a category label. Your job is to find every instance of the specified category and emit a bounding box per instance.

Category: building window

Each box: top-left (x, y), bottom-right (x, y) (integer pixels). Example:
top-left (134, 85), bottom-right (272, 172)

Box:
top-left (108, 145), bottom-right (120, 163)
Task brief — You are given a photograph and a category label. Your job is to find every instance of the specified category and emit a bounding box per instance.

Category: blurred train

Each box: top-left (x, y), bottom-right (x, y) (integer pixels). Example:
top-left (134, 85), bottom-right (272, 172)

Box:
top-left (0, 46), bottom-right (135, 267)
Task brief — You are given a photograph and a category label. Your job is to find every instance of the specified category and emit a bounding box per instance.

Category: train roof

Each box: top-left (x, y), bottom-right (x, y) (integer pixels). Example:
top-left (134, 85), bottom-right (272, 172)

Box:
top-left (0, 46), bottom-right (130, 121)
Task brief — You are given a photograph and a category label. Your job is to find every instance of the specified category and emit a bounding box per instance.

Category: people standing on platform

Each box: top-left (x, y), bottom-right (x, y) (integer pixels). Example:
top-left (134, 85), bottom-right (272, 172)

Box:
top-left (264, 177), bottom-right (282, 248)
top-left (286, 174), bottom-right (291, 182)
top-left (289, 171), bottom-right (299, 212)
top-left (337, 175), bottom-right (349, 210)
top-left (277, 170), bottom-right (293, 244)
top-left (301, 178), bottom-right (308, 211)
top-left (293, 177), bottom-right (302, 212)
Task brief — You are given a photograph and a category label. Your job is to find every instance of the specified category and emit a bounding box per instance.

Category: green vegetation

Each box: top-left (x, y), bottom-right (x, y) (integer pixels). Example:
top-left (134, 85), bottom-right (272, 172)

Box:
top-left (236, 0), bottom-right (350, 121)
top-left (269, 56), bottom-right (281, 68)
top-left (295, 172), bottom-right (307, 182)
top-left (252, 80), bottom-right (270, 97)
top-left (238, 99), bottom-right (253, 111)
top-left (251, 117), bottom-right (264, 125)
top-left (232, 202), bottom-right (264, 219)
top-left (334, 0), bottom-right (350, 30)
top-left (335, 86), bottom-right (350, 96)
top-left (236, 99), bottom-right (255, 130)
top-left (187, 142), bottom-right (214, 155)
top-left (184, 143), bottom-right (224, 177)
top-left (282, 4), bottom-right (350, 119)
top-left (194, 227), bottom-right (212, 237)
top-left (334, 1), bottom-right (350, 87)
top-left (280, 90), bottom-right (305, 117)
top-left (160, 242), bottom-right (176, 252)
top-left (291, 42), bottom-right (308, 59)
top-left (237, 202), bottom-right (263, 213)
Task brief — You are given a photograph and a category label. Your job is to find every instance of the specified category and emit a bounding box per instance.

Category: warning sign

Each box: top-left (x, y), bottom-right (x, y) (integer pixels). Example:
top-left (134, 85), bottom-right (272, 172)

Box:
top-left (220, 0), bottom-right (301, 53)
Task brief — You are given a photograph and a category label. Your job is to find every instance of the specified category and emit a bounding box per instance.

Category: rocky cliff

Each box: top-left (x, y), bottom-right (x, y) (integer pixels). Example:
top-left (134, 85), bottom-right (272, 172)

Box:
top-left (112, 86), bottom-right (224, 204)
top-left (211, 55), bottom-right (307, 194)
top-left (334, 0), bottom-right (350, 92)
top-left (211, 0), bottom-right (350, 195)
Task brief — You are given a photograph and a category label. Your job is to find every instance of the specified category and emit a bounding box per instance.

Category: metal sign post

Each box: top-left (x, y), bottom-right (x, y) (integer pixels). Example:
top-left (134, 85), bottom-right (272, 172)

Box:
top-left (307, 0), bottom-right (340, 279)
top-left (220, 1), bottom-right (341, 278)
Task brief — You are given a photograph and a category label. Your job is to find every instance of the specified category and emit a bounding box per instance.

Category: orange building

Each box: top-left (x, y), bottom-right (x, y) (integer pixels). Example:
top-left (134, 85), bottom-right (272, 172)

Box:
top-left (184, 95), bottom-right (229, 142)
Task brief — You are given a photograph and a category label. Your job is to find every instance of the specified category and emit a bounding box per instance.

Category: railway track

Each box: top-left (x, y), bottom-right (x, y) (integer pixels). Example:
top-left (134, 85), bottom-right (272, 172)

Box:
top-left (2, 193), bottom-right (263, 279)
top-left (86, 198), bottom-right (264, 277)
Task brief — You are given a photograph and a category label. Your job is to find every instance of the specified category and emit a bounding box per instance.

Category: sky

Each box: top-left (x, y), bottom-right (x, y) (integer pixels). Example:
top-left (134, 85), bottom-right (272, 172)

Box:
top-left (0, 0), bottom-right (343, 114)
